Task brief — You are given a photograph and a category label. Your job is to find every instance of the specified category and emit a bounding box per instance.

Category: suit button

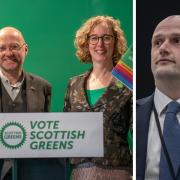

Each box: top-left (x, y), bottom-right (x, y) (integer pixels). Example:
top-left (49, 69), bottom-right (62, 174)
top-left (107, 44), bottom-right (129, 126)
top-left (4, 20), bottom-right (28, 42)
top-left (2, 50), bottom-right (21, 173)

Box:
top-left (12, 103), bottom-right (16, 107)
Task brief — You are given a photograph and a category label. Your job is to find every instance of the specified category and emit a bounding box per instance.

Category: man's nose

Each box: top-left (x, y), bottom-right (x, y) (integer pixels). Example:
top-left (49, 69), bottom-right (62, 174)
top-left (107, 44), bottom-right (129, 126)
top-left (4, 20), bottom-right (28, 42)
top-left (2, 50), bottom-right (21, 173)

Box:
top-left (159, 40), bottom-right (170, 56)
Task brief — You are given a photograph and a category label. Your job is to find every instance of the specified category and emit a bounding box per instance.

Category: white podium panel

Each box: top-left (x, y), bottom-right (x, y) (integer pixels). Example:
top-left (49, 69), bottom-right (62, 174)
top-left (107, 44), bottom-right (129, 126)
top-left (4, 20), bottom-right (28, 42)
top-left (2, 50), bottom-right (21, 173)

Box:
top-left (0, 112), bottom-right (103, 158)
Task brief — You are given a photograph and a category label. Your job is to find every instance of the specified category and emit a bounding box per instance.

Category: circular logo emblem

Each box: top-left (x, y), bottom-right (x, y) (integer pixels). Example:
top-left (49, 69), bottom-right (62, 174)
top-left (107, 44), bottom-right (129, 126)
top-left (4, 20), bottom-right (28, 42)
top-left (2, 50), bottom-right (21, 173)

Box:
top-left (0, 122), bottom-right (26, 149)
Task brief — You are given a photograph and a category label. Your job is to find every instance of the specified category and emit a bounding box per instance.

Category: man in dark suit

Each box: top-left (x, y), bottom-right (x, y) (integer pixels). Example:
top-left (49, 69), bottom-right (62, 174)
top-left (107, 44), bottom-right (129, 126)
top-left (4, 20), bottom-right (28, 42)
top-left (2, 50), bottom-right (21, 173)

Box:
top-left (0, 27), bottom-right (66, 180)
top-left (137, 15), bottom-right (180, 180)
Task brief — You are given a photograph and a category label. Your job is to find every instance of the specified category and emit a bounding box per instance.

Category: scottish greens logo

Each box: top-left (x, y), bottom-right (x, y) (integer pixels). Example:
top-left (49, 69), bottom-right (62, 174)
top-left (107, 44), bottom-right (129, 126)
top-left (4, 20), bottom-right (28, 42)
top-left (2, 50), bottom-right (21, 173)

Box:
top-left (0, 122), bottom-right (26, 149)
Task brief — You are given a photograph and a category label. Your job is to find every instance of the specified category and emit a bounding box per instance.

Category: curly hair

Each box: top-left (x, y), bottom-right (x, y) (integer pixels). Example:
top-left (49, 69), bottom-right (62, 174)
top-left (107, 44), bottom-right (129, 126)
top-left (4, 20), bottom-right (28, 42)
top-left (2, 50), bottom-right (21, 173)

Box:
top-left (74, 15), bottom-right (127, 65)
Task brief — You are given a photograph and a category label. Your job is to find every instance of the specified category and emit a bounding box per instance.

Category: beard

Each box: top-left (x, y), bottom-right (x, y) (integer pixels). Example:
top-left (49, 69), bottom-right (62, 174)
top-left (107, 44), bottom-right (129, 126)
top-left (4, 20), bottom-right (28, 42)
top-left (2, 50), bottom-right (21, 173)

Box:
top-left (0, 56), bottom-right (23, 73)
top-left (1, 61), bottom-right (22, 74)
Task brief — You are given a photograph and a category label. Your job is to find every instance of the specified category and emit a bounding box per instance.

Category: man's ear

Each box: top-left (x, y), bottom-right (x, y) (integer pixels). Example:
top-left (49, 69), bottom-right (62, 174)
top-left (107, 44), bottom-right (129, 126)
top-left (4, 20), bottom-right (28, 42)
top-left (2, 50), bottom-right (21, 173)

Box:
top-left (25, 44), bottom-right (28, 56)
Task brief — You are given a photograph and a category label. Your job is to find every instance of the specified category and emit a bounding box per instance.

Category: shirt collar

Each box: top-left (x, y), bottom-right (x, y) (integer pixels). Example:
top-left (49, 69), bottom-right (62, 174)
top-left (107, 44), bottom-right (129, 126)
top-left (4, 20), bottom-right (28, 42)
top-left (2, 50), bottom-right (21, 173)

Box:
top-left (0, 69), bottom-right (24, 88)
top-left (154, 88), bottom-right (180, 116)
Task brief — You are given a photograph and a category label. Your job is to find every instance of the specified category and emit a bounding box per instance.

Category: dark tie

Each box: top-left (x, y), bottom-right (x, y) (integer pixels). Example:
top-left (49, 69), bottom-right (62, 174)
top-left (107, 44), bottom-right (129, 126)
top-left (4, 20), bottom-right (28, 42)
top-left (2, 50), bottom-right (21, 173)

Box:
top-left (159, 101), bottom-right (180, 180)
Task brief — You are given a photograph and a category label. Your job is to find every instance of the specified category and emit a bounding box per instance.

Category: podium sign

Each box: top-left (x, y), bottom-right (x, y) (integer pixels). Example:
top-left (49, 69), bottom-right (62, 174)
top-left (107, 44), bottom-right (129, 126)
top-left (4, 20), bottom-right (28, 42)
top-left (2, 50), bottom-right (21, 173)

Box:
top-left (0, 112), bottom-right (103, 158)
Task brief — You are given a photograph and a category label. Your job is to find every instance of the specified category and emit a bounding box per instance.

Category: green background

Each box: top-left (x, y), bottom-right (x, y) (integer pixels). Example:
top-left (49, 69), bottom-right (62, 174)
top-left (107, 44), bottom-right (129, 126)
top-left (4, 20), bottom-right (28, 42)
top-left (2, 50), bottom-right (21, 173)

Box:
top-left (1, 0), bottom-right (132, 111)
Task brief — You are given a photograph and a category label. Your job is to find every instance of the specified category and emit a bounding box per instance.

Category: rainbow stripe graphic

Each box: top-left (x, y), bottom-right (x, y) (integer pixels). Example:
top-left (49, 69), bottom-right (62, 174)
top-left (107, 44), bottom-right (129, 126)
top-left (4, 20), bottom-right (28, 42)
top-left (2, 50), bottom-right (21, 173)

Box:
top-left (112, 45), bottom-right (133, 90)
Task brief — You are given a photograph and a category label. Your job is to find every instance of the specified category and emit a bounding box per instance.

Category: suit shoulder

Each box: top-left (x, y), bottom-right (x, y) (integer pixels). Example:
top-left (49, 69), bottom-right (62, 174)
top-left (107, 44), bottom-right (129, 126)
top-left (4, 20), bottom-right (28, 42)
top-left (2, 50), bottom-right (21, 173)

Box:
top-left (26, 72), bottom-right (51, 87)
top-left (137, 94), bottom-right (154, 106)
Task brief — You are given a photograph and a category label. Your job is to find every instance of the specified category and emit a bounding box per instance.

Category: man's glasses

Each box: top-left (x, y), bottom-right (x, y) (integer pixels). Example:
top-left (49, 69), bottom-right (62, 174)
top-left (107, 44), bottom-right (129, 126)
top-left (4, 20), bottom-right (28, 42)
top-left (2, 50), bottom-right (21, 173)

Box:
top-left (88, 34), bottom-right (114, 45)
top-left (0, 43), bottom-right (26, 52)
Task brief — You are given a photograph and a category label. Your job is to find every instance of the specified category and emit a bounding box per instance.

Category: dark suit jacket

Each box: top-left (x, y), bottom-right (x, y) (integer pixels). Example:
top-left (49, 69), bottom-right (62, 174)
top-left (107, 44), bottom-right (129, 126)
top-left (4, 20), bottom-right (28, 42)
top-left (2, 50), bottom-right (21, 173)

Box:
top-left (136, 94), bottom-right (154, 180)
top-left (0, 72), bottom-right (67, 180)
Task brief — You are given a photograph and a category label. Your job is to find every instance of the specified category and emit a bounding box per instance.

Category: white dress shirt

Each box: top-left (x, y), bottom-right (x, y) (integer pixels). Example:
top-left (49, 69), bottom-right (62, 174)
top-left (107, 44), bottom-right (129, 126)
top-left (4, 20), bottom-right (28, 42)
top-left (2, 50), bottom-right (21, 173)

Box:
top-left (145, 88), bottom-right (180, 180)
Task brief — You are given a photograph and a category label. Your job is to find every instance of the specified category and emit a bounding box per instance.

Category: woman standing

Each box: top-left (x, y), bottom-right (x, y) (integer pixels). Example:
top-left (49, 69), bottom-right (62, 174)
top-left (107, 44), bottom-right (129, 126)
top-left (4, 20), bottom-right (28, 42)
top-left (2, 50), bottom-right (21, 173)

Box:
top-left (64, 16), bottom-right (132, 180)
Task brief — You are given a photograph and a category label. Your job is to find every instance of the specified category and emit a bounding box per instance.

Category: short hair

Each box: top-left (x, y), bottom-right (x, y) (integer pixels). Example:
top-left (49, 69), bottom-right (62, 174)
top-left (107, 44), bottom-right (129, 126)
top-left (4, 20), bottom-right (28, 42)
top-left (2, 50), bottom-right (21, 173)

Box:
top-left (74, 15), bottom-right (127, 65)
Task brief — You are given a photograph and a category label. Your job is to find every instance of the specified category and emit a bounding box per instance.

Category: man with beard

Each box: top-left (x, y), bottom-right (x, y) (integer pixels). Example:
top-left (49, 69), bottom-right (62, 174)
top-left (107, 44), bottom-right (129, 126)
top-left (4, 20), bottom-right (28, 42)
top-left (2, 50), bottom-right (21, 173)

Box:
top-left (137, 15), bottom-right (180, 180)
top-left (0, 27), bottom-right (66, 180)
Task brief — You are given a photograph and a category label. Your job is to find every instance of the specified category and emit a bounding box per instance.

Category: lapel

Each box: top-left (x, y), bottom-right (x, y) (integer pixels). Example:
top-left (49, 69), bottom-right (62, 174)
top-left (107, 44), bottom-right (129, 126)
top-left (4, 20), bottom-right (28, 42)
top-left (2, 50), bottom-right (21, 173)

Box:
top-left (78, 69), bottom-right (125, 110)
top-left (25, 73), bottom-right (39, 112)
top-left (0, 74), bottom-right (40, 112)
top-left (94, 78), bottom-right (126, 108)
top-left (76, 70), bottom-right (92, 110)
top-left (136, 94), bottom-right (154, 180)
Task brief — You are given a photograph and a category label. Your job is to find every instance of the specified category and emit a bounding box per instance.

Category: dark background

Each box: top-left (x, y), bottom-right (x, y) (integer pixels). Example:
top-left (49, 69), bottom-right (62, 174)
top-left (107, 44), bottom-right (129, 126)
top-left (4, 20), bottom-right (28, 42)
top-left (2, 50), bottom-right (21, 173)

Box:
top-left (136, 0), bottom-right (180, 99)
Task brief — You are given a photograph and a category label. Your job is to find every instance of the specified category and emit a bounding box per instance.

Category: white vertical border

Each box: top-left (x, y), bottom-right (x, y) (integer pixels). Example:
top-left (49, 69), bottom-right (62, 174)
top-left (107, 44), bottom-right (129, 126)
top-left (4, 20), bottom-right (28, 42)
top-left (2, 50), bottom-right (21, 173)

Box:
top-left (133, 0), bottom-right (136, 179)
